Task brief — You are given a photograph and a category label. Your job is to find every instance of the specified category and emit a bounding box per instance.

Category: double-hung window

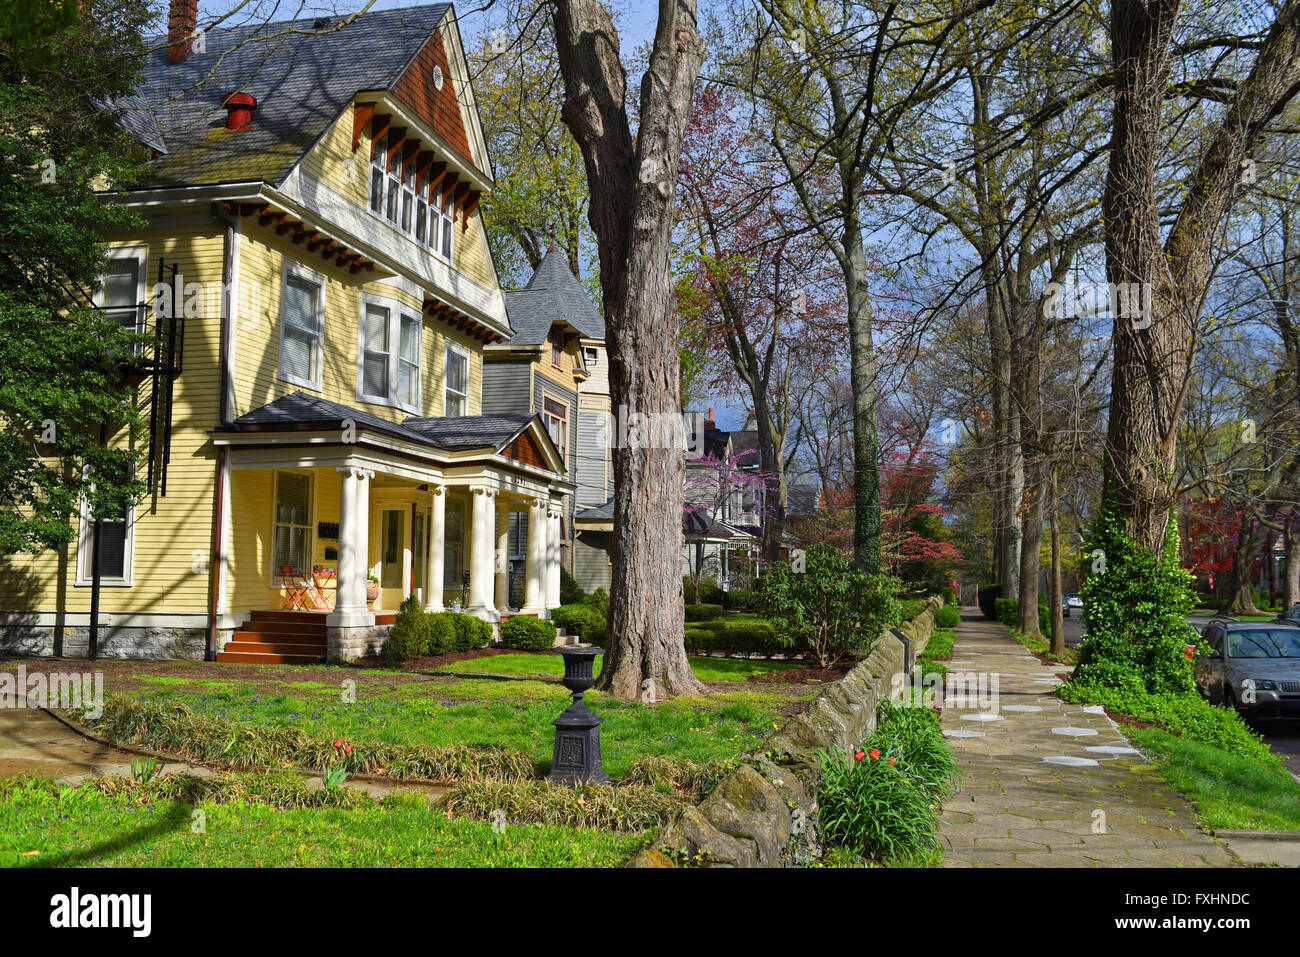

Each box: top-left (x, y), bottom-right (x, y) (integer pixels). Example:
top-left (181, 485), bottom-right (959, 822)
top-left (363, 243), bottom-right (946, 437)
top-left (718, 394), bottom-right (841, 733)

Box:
top-left (76, 492), bottom-right (133, 586)
top-left (358, 297), bottom-right (422, 413)
top-left (544, 397), bottom-right (568, 464)
top-left (101, 256), bottom-right (144, 335)
top-left (272, 471), bottom-right (313, 577)
top-left (444, 343), bottom-right (468, 416)
top-left (430, 184), bottom-right (454, 261)
top-left (279, 266), bottom-right (323, 389)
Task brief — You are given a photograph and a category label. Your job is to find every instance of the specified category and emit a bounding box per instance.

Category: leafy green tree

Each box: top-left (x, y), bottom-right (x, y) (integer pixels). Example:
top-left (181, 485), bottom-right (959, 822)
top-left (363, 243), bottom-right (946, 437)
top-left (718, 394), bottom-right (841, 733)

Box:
top-left (0, 0), bottom-right (151, 554)
top-left (758, 543), bottom-right (901, 667)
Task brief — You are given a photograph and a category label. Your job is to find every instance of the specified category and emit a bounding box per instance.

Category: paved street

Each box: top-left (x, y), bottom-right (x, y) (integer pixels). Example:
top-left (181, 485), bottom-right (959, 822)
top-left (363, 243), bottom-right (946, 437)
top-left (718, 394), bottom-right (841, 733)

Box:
top-left (939, 611), bottom-right (1236, 867)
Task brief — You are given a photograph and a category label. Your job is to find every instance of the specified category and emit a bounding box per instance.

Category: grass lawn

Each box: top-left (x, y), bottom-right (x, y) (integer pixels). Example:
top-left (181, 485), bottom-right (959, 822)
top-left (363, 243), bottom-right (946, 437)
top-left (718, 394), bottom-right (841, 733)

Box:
top-left (0, 777), bottom-right (645, 867)
top-left (49, 657), bottom-right (817, 780)
top-left (1128, 726), bottom-right (1300, 831)
top-left (437, 652), bottom-right (799, 682)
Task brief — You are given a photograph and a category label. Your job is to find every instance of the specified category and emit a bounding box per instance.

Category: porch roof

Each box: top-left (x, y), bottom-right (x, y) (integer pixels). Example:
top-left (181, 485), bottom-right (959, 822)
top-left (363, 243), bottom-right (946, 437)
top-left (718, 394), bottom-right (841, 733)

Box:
top-left (221, 391), bottom-right (562, 464)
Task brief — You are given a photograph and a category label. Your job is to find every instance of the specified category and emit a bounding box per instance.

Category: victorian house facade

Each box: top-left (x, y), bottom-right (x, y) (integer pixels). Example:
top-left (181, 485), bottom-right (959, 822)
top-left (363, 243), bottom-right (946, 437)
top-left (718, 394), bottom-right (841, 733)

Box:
top-left (0, 3), bottom-right (569, 663)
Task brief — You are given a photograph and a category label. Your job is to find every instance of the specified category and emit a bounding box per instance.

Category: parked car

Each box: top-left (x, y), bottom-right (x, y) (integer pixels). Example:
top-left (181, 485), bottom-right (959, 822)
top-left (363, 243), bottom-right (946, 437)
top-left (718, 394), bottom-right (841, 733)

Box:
top-left (1062, 593), bottom-right (1084, 617)
top-left (1276, 603), bottom-right (1300, 624)
top-left (1194, 618), bottom-right (1300, 720)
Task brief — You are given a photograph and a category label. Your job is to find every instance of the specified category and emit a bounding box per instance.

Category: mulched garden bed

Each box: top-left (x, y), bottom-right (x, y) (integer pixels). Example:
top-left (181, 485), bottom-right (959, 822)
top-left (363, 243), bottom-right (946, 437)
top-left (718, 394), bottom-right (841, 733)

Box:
top-left (747, 665), bottom-right (849, 685)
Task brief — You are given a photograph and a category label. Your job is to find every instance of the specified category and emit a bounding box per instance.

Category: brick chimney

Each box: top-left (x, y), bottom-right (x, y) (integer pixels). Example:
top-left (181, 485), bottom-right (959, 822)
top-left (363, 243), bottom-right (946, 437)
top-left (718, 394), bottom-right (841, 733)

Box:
top-left (167, 0), bottom-right (199, 64)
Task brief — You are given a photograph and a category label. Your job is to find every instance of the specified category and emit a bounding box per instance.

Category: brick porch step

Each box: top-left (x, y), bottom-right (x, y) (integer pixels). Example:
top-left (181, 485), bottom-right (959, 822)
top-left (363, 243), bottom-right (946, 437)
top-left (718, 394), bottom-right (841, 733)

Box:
top-left (214, 649), bottom-right (325, 664)
top-left (237, 620), bottom-right (329, 637)
top-left (248, 610), bottom-right (331, 624)
top-left (219, 639), bottom-right (326, 657)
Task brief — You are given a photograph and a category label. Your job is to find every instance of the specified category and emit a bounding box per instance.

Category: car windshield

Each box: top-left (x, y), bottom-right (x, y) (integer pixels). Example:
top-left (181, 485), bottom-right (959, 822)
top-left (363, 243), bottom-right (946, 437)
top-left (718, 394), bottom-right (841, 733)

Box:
top-left (1225, 629), bottom-right (1300, 659)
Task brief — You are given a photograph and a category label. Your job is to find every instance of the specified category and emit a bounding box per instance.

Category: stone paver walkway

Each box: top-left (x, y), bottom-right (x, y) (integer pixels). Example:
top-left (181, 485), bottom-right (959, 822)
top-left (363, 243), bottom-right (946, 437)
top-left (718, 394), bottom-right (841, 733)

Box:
top-left (938, 610), bottom-right (1235, 867)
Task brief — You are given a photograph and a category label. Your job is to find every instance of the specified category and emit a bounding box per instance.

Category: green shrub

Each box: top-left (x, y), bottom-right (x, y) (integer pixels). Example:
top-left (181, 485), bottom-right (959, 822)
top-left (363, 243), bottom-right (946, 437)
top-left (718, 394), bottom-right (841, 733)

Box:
top-left (977, 584), bottom-right (1002, 619)
top-left (559, 567), bottom-right (586, 606)
top-left (724, 588), bottom-right (758, 610)
top-left (386, 594), bottom-right (431, 661)
top-left (941, 586), bottom-right (957, 607)
top-left (1059, 682), bottom-right (1281, 769)
top-left (683, 575), bottom-right (722, 605)
top-left (935, 605), bottom-right (960, 629)
top-left (499, 616), bottom-right (557, 652)
top-left (683, 620), bottom-right (788, 658)
top-left (758, 543), bottom-right (901, 667)
top-left (552, 603), bottom-right (607, 643)
top-left (432, 612), bottom-right (491, 653)
top-left (426, 611), bottom-right (456, 655)
top-left (685, 603), bottom-right (723, 622)
top-left (1073, 511), bottom-right (1196, 696)
top-left (583, 587), bottom-right (609, 616)
top-left (994, 596), bottom-right (1017, 627)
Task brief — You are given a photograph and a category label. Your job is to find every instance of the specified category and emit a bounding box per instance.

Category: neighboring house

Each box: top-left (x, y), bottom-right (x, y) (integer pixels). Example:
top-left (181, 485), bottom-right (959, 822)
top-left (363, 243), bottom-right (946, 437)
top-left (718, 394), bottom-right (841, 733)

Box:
top-left (0, 3), bottom-right (570, 664)
top-left (482, 246), bottom-right (609, 606)
top-left (681, 412), bottom-right (759, 589)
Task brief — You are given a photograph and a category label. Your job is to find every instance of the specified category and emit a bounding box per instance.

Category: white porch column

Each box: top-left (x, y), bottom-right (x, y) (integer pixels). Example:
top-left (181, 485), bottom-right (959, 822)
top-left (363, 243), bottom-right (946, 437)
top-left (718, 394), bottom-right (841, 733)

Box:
top-left (354, 469), bottom-right (372, 611)
top-left (522, 497), bottom-right (547, 615)
top-left (546, 503), bottom-right (562, 611)
top-left (328, 466), bottom-right (372, 627)
top-left (425, 483), bottom-right (445, 611)
top-left (495, 498), bottom-right (511, 612)
top-left (467, 485), bottom-right (497, 618)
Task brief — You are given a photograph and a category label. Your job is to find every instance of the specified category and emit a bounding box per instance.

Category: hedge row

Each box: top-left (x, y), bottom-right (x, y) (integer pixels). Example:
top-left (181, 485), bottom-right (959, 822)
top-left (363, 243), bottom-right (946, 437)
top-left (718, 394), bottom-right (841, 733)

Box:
top-left (386, 597), bottom-right (493, 660)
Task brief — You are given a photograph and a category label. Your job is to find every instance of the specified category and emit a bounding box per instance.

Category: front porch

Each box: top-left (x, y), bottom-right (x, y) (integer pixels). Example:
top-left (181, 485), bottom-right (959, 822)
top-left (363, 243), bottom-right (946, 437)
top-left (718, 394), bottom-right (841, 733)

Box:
top-left (213, 396), bottom-right (569, 662)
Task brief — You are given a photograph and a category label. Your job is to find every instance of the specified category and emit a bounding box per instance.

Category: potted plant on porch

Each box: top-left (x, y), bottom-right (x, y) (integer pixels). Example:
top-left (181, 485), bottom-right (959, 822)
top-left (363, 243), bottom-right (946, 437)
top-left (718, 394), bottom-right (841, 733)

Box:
top-left (366, 574), bottom-right (380, 606)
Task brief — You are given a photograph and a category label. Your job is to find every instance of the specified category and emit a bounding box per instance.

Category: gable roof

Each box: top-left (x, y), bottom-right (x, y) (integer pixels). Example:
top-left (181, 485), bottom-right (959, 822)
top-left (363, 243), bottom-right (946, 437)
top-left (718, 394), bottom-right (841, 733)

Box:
top-left (116, 4), bottom-right (465, 189)
top-left (501, 247), bottom-right (606, 345)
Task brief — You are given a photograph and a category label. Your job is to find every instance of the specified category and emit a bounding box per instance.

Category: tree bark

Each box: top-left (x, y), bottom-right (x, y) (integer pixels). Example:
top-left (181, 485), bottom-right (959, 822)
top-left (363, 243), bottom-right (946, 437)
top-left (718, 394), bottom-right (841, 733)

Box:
top-left (1226, 511), bottom-right (1263, 614)
top-left (1102, 0), bottom-right (1300, 551)
top-left (1285, 522), bottom-right (1300, 609)
top-left (1049, 464), bottom-right (1066, 656)
top-left (553, 0), bottom-right (706, 698)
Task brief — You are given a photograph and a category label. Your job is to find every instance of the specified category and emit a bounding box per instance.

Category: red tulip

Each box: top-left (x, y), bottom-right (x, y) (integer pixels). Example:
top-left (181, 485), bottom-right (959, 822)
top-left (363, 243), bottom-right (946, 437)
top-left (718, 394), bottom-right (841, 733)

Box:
top-left (333, 738), bottom-right (344, 749)
top-left (854, 749), bottom-right (865, 761)
top-left (343, 744), bottom-right (353, 755)
top-left (888, 756), bottom-right (897, 766)
top-left (869, 749), bottom-right (881, 760)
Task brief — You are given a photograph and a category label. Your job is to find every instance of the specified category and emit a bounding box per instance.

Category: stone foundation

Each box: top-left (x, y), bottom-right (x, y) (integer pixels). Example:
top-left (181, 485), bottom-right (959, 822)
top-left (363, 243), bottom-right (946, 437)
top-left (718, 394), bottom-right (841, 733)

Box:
top-left (0, 623), bottom-right (209, 660)
top-left (327, 624), bottom-right (393, 662)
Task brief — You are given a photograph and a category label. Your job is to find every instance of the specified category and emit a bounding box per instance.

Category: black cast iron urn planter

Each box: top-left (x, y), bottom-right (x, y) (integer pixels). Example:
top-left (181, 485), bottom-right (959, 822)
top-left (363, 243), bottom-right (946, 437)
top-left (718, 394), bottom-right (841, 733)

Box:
top-left (547, 644), bottom-right (609, 785)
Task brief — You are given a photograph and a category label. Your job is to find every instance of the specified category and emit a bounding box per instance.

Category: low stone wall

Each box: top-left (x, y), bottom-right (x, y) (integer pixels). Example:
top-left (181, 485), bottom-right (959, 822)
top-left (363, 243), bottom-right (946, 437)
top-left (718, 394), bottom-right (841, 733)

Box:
top-left (0, 624), bottom-right (208, 660)
top-left (629, 595), bottom-right (943, 868)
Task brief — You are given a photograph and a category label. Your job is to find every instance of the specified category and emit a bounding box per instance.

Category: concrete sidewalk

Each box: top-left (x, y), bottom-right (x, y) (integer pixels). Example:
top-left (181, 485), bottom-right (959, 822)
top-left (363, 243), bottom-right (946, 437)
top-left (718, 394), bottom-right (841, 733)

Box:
top-left (937, 610), bottom-right (1235, 867)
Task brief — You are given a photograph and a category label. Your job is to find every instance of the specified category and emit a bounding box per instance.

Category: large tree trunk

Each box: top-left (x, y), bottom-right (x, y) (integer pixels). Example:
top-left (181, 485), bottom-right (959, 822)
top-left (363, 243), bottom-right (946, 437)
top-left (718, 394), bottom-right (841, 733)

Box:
top-left (553, 0), bottom-right (706, 698)
top-left (1102, 0), bottom-right (1300, 550)
top-left (1049, 464), bottom-right (1066, 656)
top-left (1226, 511), bottom-right (1263, 615)
top-left (1017, 459), bottom-right (1045, 636)
top-left (1284, 521), bottom-right (1300, 609)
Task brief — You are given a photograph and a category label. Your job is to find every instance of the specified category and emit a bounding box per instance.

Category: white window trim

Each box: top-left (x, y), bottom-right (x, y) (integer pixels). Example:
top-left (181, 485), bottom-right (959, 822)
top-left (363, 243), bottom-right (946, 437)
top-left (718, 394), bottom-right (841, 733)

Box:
top-left (268, 469), bottom-right (316, 588)
top-left (356, 293), bottom-right (423, 414)
top-left (278, 260), bottom-right (325, 390)
top-left (444, 341), bottom-right (471, 416)
top-left (95, 244), bottom-right (148, 336)
top-left (74, 490), bottom-right (135, 588)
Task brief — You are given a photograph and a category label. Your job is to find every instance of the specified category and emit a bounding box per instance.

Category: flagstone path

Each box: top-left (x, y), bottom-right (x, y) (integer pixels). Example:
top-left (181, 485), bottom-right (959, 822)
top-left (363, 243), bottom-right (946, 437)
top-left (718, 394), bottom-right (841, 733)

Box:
top-left (937, 610), bottom-right (1236, 867)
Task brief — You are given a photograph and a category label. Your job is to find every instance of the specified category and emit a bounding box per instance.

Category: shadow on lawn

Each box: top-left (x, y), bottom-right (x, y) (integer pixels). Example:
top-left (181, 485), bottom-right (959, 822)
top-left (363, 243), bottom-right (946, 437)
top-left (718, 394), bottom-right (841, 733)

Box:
top-left (19, 800), bottom-right (191, 868)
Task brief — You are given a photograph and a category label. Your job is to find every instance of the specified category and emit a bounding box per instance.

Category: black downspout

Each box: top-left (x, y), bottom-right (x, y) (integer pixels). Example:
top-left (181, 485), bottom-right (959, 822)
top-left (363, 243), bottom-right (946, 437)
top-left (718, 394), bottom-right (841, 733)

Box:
top-left (88, 421), bottom-right (108, 660)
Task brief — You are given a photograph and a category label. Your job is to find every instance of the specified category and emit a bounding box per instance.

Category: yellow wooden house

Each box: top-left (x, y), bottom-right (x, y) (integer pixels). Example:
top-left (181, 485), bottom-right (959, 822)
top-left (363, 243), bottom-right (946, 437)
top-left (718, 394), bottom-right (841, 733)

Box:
top-left (0, 3), bottom-right (570, 663)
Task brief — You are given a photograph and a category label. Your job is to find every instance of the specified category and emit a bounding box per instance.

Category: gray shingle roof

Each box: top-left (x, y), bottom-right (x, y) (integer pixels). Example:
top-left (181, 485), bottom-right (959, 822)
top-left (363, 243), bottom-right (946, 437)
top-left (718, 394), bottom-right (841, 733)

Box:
top-left (116, 4), bottom-right (450, 188)
top-left (404, 413), bottom-right (535, 449)
top-left (502, 247), bottom-right (605, 345)
top-left (575, 499), bottom-right (754, 540)
top-left (228, 392), bottom-right (540, 455)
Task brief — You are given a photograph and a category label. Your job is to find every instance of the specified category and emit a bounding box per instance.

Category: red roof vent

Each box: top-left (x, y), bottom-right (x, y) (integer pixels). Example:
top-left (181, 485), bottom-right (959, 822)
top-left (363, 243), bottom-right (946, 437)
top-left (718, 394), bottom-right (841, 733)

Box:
top-left (223, 92), bottom-right (257, 131)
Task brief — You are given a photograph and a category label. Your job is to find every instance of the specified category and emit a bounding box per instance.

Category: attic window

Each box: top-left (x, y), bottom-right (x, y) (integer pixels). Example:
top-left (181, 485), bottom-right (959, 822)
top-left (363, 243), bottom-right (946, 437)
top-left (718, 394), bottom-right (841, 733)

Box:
top-left (367, 130), bottom-right (454, 261)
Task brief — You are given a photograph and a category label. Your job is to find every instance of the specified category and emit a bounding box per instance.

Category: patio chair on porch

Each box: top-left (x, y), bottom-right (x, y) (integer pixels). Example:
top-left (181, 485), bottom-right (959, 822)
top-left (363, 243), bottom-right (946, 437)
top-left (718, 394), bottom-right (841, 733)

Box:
top-left (278, 566), bottom-right (326, 611)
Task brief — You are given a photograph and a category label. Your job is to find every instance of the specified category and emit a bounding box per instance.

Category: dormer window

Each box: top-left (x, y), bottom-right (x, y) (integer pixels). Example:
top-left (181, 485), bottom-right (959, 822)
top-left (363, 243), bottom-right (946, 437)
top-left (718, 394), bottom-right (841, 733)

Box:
top-left (368, 130), bottom-right (454, 262)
